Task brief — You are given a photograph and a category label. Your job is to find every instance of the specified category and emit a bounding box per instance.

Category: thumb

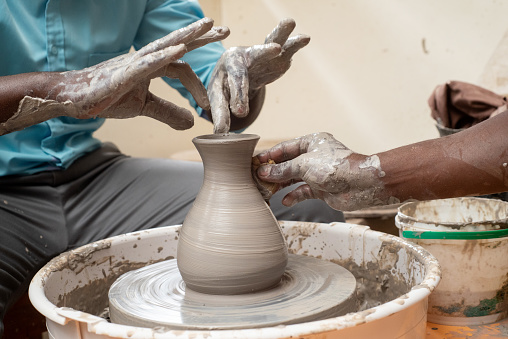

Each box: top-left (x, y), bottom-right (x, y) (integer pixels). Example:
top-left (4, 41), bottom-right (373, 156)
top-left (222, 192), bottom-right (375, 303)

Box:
top-left (257, 159), bottom-right (304, 183)
top-left (142, 93), bottom-right (194, 130)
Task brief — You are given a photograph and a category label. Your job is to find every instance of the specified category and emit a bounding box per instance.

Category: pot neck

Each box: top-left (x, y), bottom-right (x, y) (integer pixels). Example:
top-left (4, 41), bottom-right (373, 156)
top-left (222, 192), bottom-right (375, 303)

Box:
top-left (194, 139), bottom-right (258, 184)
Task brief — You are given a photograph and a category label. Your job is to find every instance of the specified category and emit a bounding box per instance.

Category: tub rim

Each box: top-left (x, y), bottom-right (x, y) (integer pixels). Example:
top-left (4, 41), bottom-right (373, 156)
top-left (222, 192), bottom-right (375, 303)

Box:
top-left (29, 221), bottom-right (441, 338)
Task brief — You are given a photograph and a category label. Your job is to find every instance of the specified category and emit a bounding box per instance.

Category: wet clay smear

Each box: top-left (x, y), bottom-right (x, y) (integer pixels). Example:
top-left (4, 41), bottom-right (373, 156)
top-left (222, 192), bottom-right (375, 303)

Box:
top-left (57, 256), bottom-right (174, 316)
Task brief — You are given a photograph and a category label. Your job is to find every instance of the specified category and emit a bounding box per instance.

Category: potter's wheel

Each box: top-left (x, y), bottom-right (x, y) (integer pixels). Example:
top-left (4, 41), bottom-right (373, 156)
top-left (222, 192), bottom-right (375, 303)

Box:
top-left (108, 254), bottom-right (357, 330)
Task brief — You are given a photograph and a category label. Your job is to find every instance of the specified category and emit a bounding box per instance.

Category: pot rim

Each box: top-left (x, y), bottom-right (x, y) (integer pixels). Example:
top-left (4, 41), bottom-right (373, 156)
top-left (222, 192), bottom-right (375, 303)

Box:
top-left (193, 133), bottom-right (260, 144)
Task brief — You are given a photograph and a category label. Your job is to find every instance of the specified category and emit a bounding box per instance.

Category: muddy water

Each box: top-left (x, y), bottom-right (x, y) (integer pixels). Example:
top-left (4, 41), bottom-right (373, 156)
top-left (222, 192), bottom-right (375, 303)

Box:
top-left (330, 256), bottom-right (411, 311)
top-left (288, 244), bottom-right (412, 311)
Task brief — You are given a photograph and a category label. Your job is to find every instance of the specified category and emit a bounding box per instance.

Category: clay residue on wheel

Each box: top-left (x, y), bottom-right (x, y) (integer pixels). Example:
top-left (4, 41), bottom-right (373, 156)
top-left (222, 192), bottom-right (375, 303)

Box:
top-left (42, 240), bottom-right (113, 280)
top-left (281, 221), bottom-right (320, 255)
top-left (56, 256), bottom-right (174, 316)
top-left (284, 225), bottom-right (422, 311)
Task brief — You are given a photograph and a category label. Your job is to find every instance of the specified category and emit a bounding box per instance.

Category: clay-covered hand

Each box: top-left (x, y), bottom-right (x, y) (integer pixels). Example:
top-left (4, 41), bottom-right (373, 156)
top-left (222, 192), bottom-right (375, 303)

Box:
top-left (5, 18), bottom-right (229, 134)
top-left (208, 18), bottom-right (310, 134)
top-left (254, 132), bottom-right (389, 211)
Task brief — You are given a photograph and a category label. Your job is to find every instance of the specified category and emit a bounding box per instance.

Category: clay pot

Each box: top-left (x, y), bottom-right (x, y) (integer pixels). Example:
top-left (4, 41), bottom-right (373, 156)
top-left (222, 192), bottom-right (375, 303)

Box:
top-left (177, 134), bottom-right (288, 295)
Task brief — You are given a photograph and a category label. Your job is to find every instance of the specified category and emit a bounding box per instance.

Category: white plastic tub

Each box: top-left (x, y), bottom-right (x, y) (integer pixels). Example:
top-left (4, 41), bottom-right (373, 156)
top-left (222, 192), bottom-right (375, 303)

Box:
top-left (396, 198), bottom-right (508, 325)
top-left (29, 221), bottom-right (440, 338)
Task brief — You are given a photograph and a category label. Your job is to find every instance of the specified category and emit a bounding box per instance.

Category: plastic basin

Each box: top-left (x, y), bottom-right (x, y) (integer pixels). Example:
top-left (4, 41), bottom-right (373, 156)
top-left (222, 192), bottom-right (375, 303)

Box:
top-left (29, 221), bottom-right (440, 338)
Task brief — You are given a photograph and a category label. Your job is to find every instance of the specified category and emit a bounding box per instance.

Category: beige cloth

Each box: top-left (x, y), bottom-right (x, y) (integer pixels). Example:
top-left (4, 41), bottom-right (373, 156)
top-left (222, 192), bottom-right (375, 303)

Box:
top-left (428, 80), bottom-right (507, 129)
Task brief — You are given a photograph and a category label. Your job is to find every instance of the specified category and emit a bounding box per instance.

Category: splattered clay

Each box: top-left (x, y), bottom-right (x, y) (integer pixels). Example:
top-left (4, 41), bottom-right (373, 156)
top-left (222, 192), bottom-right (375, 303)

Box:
top-left (46, 222), bottom-right (426, 326)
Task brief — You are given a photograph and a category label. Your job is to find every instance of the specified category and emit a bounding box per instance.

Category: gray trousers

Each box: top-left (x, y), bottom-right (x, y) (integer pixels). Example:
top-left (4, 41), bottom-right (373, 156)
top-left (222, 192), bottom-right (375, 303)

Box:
top-left (0, 143), bottom-right (344, 336)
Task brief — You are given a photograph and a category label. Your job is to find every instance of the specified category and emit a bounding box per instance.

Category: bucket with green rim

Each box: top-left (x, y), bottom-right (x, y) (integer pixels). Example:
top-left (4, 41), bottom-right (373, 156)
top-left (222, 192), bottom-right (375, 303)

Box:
top-left (395, 197), bottom-right (508, 326)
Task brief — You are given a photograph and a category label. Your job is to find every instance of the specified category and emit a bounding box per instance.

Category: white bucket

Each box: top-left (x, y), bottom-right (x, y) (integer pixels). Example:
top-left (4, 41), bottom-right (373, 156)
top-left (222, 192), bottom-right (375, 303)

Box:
top-left (395, 197), bottom-right (508, 325)
top-left (29, 221), bottom-right (440, 339)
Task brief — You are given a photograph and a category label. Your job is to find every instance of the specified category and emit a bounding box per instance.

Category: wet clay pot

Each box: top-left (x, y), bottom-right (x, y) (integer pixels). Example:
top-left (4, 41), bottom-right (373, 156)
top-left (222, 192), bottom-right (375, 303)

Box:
top-left (177, 134), bottom-right (288, 295)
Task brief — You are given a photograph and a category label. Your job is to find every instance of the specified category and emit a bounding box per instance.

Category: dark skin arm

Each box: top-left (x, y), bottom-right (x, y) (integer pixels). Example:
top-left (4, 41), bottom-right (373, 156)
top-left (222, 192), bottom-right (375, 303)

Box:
top-left (0, 72), bottom-right (62, 123)
top-left (255, 111), bottom-right (508, 211)
top-left (0, 18), bottom-right (230, 135)
top-left (380, 109), bottom-right (508, 202)
top-left (2, 19), bottom-right (309, 135)
top-left (0, 67), bottom-right (265, 133)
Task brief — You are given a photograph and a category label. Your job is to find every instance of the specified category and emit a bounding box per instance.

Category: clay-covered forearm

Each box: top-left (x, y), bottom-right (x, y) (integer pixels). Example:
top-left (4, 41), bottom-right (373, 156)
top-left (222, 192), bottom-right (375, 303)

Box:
top-left (256, 117), bottom-right (508, 211)
top-left (1, 19), bottom-right (230, 136)
top-left (0, 72), bottom-right (63, 124)
top-left (378, 111), bottom-right (508, 202)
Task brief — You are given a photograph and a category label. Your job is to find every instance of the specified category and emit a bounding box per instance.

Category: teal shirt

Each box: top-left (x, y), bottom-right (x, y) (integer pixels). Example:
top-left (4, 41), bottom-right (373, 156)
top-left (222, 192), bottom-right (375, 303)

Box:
top-left (0, 0), bottom-right (224, 176)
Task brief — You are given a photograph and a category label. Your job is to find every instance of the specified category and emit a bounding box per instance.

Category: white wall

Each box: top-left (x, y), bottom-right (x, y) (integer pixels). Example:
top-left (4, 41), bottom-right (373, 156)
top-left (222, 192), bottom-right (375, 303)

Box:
top-left (95, 0), bottom-right (508, 157)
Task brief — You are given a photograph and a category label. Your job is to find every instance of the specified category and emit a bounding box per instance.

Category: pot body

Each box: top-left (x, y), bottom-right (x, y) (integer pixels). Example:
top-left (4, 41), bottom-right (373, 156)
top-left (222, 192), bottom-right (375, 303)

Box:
top-left (177, 134), bottom-right (288, 295)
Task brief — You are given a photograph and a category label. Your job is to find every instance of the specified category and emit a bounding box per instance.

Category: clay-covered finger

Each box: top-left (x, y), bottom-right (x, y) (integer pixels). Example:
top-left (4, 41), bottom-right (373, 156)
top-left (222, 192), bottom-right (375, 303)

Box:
top-left (247, 43), bottom-right (282, 65)
top-left (264, 18), bottom-right (296, 45)
top-left (212, 101), bottom-right (230, 134)
top-left (252, 157), bottom-right (284, 200)
top-left (91, 45), bottom-right (186, 102)
top-left (208, 73), bottom-right (231, 134)
top-left (136, 17), bottom-right (214, 57)
top-left (282, 184), bottom-right (319, 207)
top-left (126, 45), bottom-right (187, 83)
top-left (185, 26), bottom-right (230, 51)
top-left (142, 93), bottom-right (194, 130)
top-left (281, 35), bottom-right (311, 59)
top-left (256, 159), bottom-right (306, 183)
top-left (252, 158), bottom-right (279, 200)
top-left (256, 136), bottom-right (310, 164)
top-left (225, 54), bottom-right (249, 118)
top-left (163, 61), bottom-right (210, 110)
